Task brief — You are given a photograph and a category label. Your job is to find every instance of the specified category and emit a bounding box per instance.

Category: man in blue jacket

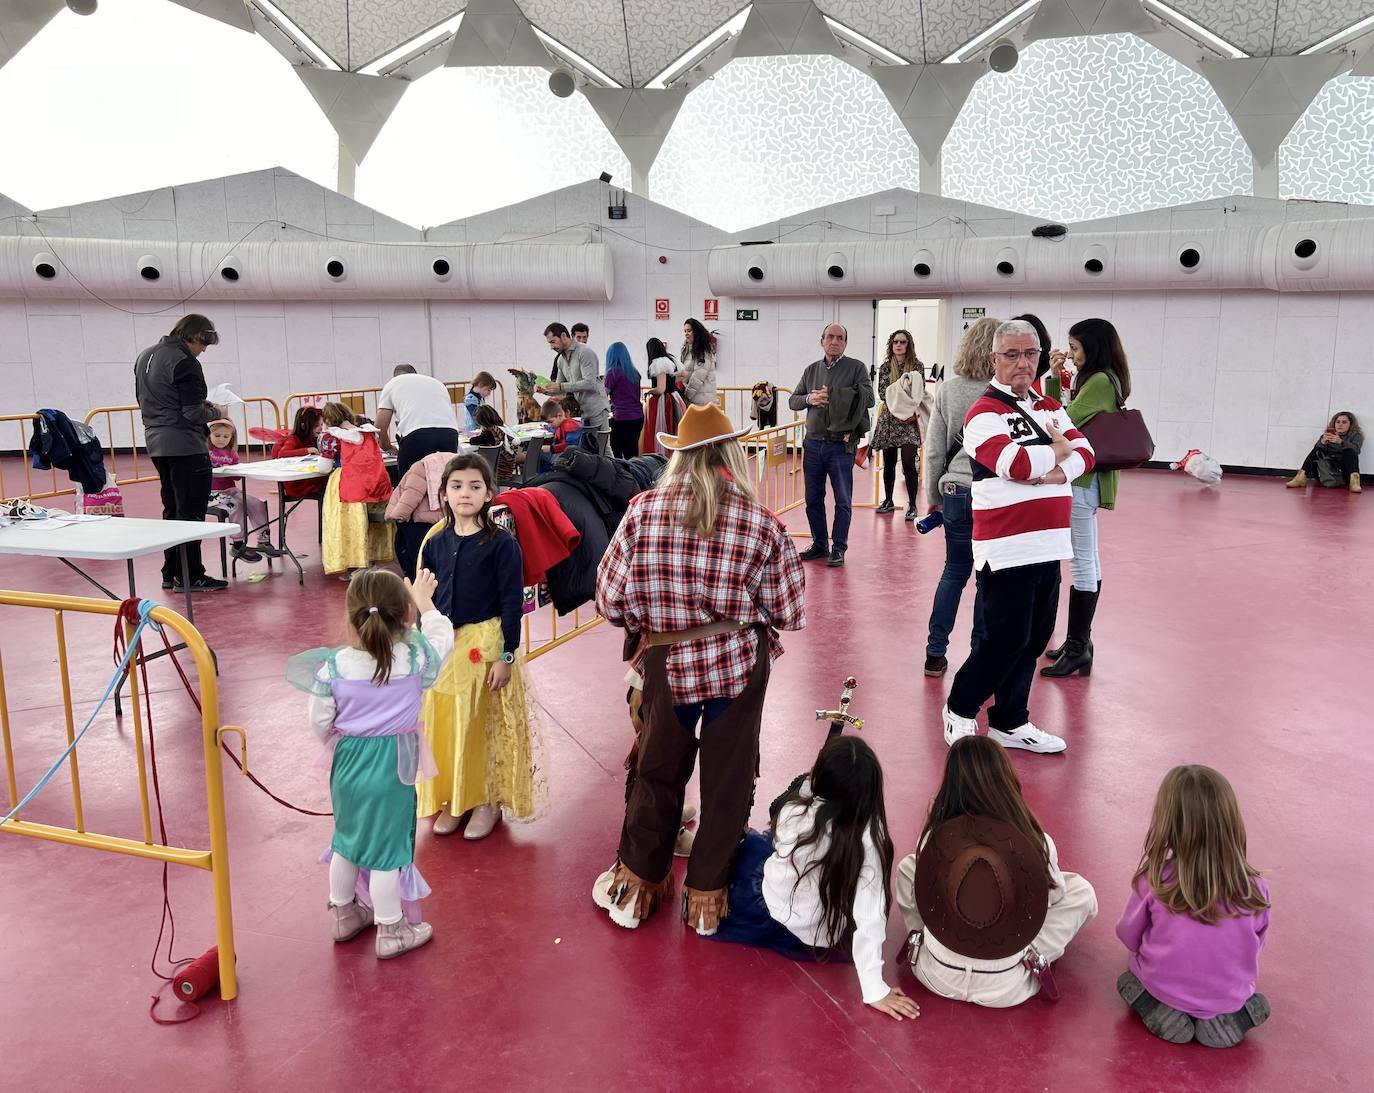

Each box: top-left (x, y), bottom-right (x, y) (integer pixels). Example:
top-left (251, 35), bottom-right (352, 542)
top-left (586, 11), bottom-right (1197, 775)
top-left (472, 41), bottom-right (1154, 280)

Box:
top-left (134, 313), bottom-right (227, 591)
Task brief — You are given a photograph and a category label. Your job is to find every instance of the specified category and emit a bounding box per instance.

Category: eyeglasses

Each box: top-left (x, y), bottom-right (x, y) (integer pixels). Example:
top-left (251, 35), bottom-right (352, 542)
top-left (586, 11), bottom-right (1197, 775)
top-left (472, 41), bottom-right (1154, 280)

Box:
top-left (995, 349), bottom-right (1040, 362)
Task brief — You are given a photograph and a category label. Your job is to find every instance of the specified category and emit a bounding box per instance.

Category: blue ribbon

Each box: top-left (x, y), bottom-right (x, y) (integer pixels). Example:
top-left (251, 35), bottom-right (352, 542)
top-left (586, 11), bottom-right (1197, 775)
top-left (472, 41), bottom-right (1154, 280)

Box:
top-left (1, 599), bottom-right (160, 827)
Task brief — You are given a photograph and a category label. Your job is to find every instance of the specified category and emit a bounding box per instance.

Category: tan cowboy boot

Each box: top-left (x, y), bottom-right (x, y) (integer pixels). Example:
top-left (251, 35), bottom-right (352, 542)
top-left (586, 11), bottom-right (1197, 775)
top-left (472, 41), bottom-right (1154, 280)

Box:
top-left (1351, 473), bottom-right (1363, 493)
top-left (1285, 470), bottom-right (1307, 488)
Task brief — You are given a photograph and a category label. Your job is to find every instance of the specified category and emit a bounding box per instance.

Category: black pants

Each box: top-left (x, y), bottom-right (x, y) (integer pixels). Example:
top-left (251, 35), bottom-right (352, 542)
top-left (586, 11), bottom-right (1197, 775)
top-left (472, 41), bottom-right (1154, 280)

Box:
top-left (1302, 446), bottom-right (1359, 483)
top-left (947, 560), bottom-right (1060, 730)
top-left (609, 418), bottom-right (642, 459)
top-left (393, 521), bottom-right (431, 582)
top-left (882, 444), bottom-right (919, 503)
top-left (397, 427), bottom-right (460, 480)
top-left (152, 453), bottom-right (212, 582)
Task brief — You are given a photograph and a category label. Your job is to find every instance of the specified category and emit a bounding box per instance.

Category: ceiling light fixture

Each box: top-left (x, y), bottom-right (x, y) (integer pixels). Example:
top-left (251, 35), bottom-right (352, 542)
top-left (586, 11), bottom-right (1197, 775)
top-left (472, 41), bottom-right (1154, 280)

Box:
top-left (945, 0), bottom-right (1038, 63)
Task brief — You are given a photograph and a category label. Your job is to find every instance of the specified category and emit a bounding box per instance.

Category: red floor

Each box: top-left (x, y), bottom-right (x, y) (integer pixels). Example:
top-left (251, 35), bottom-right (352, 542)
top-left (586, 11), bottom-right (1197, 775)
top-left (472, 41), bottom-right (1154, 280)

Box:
top-left (1, 469), bottom-right (1368, 1091)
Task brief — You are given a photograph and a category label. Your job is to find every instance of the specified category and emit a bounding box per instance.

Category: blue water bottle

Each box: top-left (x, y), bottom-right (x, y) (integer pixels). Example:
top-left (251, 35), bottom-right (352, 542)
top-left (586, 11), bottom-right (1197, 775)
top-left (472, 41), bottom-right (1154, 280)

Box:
top-left (916, 510), bottom-right (943, 535)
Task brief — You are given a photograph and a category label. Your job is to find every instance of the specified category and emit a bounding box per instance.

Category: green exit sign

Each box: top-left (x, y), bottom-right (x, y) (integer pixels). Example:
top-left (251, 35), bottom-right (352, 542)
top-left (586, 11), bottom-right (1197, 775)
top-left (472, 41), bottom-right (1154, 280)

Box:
top-left (736, 309), bottom-right (759, 321)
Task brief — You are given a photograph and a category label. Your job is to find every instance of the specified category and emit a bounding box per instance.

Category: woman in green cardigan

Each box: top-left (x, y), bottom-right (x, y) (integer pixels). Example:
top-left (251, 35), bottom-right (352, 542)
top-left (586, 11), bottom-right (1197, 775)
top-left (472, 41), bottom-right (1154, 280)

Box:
top-left (1041, 317), bottom-right (1129, 679)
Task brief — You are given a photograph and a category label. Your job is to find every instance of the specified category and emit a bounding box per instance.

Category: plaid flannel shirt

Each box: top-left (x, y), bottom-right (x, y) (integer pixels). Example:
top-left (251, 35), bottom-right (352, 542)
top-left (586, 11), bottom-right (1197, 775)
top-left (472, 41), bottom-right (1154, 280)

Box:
top-left (596, 479), bottom-right (807, 705)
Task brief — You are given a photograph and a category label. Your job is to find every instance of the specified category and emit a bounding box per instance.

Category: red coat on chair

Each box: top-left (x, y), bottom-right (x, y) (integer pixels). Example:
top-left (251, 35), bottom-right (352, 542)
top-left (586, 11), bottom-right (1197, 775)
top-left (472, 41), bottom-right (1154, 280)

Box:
top-left (329, 424), bottom-right (392, 503)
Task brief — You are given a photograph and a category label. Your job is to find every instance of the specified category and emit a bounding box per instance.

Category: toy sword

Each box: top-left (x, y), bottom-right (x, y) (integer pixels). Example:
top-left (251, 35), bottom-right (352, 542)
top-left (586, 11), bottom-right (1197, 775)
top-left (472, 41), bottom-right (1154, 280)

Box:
top-left (816, 676), bottom-right (863, 738)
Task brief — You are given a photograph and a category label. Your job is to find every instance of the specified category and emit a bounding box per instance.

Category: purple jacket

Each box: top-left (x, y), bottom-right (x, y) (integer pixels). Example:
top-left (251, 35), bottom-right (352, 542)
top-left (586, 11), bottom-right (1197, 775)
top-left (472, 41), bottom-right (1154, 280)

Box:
top-left (604, 370), bottom-right (644, 421)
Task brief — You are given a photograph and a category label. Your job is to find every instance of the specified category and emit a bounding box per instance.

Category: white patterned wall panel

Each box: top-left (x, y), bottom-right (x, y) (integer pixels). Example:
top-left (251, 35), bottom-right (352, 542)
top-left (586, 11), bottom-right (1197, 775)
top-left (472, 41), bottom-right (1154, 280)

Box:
top-left (942, 34), bottom-right (1250, 222)
top-left (649, 56), bottom-right (920, 232)
top-left (1281, 76), bottom-right (1374, 205)
top-left (521, 0), bottom-right (633, 85)
top-left (625, 0), bottom-right (743, 83)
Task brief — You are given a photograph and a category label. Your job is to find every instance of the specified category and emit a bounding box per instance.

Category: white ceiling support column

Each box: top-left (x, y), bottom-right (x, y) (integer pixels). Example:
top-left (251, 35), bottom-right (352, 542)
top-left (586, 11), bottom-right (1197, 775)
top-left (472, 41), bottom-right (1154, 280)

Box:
top-left (872, 63), bottom-right (984, 190)
top-left (1199, 56), bottom-right (1347, 180)
top-left (0, 0), bottom-right (63, 71)
top-left (337, 138), bottom-right (358, 198)
top-left (170, 0), bottom-right (254, 33)
top-left (446, 0), bottom-right (550, 66)
top-left (582, 88), bottom-right (688, 198)
top-left (1024, 0), bottom-right (1155, 41)
top-left (919, 148), bottom-right (943, 197)
top-left (1252, 153), bottom-right (1279, 199)
top-left (734, 0), bottom-right (841, 58)
top-left (296, 67), bottom-right (411, 168)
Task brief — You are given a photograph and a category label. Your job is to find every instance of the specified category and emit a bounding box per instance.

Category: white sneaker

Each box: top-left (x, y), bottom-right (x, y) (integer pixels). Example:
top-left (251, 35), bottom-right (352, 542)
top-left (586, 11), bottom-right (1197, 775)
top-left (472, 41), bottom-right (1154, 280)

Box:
top-left (942, 704), bottom-right (978, 746)
top-left (988, 722), bottom-right (1067, 754)
top-left (591, 867), bottom-right (642, 930)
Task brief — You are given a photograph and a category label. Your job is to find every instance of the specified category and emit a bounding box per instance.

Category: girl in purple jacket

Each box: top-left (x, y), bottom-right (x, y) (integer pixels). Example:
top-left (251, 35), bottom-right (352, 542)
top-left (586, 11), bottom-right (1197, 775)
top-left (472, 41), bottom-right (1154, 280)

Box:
top-left (1116, 765), bottom-right (1271, 1048)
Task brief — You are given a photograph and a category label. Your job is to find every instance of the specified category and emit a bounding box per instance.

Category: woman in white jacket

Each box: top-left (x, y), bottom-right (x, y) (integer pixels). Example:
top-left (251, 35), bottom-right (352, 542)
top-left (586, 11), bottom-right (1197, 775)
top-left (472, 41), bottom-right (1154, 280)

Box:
top-left (680, 318), bottom-right (718, 407)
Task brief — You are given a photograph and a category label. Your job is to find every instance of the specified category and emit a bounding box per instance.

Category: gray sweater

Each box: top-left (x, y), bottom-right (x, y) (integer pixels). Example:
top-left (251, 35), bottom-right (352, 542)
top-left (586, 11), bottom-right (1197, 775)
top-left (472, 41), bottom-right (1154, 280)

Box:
top-left (924, 376), bottom-right (988, 507)
top-left (555, 342), bottom-right (610, 430)
top-left (134, 336), bottom-right (219, 458)
top-left (787, 356), bottom-right (874, 442)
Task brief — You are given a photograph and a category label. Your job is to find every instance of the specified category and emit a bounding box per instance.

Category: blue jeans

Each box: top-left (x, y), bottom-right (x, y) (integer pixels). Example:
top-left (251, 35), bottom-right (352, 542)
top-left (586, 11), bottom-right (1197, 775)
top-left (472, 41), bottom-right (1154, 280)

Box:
top-left (707, 830), bottom-right (825, 960)
top-left (926, 483), bottom-right (986, 657)
top-left (1069, 474), bottom-right (1101, 591)
top-left (673, 698), bottom-right (733, 732)
top-left (803, 439), bottom-right (853, 552)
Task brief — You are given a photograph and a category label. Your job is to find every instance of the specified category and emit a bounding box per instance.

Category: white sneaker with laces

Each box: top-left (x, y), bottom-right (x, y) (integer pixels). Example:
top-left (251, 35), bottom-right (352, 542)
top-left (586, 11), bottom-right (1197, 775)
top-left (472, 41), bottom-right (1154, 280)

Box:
top-left (942, 704), bottom-right (978, 746)
top-left (988, 722), bottom-right (1066, 754)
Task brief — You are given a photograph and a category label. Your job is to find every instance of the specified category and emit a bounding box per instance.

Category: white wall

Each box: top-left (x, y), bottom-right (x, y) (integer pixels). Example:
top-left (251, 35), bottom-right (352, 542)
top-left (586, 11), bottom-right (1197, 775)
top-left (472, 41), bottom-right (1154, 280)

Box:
top-left (2, 173), bottom-right (1372, 473)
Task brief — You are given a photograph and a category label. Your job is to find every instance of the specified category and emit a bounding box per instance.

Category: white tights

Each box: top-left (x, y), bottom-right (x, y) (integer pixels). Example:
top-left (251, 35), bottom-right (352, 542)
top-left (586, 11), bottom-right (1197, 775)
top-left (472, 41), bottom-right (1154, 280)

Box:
top-left (329, 854), bottom-right (402, 925)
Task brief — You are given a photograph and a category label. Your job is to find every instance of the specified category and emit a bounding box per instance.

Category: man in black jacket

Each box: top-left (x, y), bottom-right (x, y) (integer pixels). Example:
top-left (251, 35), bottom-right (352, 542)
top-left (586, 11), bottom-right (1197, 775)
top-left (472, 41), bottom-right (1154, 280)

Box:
top-left (787, 323), bottom-right (874, 567)
top-left (134, 313), bottom-right (227, 591)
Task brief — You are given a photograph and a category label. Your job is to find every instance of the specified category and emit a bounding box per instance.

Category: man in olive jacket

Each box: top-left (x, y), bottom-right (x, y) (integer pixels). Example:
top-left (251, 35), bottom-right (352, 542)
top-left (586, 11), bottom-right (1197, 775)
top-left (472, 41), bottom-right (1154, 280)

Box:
top-left (134, 313), bottom-right (227, 591)
top-left (787, 323), bottom-right (874, 567)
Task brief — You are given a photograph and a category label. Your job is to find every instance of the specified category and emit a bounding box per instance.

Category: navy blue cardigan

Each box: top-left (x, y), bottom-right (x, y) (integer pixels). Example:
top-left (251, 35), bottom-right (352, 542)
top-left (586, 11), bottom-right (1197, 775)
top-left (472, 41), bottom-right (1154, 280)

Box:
top-left (421, 525), bottom-right (524, 655)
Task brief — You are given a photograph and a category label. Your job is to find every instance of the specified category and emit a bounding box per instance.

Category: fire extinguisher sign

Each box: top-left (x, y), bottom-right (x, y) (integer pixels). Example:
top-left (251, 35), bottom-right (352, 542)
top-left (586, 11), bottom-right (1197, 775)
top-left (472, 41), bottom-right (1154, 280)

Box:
top-left (654, 298), bottom-right (670, 320)
top-left (703, 298), bottom-right (719, 321)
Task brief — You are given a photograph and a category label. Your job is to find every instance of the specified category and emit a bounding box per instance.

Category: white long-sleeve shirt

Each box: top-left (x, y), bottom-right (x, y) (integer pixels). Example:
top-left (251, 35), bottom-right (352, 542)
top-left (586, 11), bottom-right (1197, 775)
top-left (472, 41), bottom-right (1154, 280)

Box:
top-left (307, 610), bottom-right (454, 740)
top-left (763, 787), bottom-right (891, 1005)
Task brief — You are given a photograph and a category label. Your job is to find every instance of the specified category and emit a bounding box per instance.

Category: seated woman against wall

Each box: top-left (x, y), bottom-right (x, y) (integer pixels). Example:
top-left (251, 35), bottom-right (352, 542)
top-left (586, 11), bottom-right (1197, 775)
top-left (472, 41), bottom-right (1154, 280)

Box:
top-left (1287, 411), bottom-right (1362, 493)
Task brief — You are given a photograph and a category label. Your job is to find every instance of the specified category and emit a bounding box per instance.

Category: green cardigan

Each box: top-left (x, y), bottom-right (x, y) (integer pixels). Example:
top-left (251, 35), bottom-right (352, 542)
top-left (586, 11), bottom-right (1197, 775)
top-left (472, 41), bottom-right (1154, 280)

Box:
top-left (1064, 372), bottom-right (1121, 510)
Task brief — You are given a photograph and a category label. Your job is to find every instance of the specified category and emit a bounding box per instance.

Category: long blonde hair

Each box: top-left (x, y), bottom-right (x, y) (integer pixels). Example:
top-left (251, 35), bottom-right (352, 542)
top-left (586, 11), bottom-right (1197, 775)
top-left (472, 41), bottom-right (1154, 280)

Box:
top-left (665, 440), bottom-right (756, 537)
top-left (952, 316), bottom-right (1001, 381)
top-left (1135, 765), bottom-right (1269, 925)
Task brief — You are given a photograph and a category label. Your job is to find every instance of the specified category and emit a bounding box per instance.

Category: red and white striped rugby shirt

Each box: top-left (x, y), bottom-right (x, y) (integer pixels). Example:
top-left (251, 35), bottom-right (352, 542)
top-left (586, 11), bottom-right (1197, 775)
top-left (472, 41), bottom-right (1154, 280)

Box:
top-left (963, 380), bottom-right (1096, 572)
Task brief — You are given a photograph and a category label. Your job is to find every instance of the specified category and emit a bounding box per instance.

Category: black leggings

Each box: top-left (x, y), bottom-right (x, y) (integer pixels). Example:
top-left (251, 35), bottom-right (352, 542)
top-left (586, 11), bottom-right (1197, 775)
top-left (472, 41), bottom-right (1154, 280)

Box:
top-left (1302, 446), bottom-right (1359, 482)
top-left (882, 444), bottom-right (919, 503)
top-left (609, 418), bottom-right (642, 459)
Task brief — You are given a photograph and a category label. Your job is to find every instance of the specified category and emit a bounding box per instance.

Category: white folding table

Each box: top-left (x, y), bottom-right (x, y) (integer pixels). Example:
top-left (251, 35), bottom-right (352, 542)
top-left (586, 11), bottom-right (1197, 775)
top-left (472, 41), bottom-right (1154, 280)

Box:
top-left (215, 456), bottom-right (332, 585)
top-left (0, 515), bottom-right (240, 712)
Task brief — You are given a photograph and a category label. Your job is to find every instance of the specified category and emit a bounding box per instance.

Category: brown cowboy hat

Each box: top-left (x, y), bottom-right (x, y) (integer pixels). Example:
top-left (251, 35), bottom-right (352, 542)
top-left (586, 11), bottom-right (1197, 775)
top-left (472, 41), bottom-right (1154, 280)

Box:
top-left (913, 815), bottom-right (1050, 960)
top-left (658, 402), bottom-right (750, 452)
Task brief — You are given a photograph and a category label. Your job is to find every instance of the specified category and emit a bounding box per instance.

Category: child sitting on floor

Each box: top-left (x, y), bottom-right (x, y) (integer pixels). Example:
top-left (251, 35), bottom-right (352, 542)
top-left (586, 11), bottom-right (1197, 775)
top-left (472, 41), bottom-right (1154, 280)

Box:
top-left (896, 735), bottom-right (1097, 1007)
top-left (288, 567), bottom-right (453, 960)
top-left (706, 735), bottom-right (920, 1022)
top-left (208, 418), bottom-right (276, 562)
top-left (321, 401), bottom-right (394, 577)
top-left (1116, 765), bottom-right (1271, 1048)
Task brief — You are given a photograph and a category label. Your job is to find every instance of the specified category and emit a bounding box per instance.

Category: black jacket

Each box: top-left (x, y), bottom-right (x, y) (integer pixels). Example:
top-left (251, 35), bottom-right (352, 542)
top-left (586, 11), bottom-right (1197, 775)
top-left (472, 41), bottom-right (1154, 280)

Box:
top-left (134, 336), bottom-right (219, 457)
top-left (28, 408), bottom-right (107, 494)
top-left (530, 477), bottom-right (609, 615)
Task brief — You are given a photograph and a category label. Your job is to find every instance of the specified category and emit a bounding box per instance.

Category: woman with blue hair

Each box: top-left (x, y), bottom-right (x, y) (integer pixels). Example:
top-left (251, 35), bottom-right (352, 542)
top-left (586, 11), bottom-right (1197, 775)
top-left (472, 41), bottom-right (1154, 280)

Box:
top-left (603, 341), bottom-right (645, 459)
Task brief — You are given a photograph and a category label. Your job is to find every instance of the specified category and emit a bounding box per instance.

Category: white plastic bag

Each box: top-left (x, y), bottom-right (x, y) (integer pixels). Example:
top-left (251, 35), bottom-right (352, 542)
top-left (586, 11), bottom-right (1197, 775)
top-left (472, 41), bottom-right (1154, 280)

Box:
top-left (206, 382), bottom-right (244, 408)
top-left (1170, 448), bottom-right (1222, 485)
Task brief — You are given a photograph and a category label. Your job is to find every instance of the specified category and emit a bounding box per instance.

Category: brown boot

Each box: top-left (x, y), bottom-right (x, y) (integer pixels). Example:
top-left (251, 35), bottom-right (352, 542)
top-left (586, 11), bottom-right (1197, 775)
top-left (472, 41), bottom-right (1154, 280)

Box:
top-left (1351, 473), bottom-right (1362, 494)
top-left (1285, 470), bottom-right (1307, 488)
top-left (682, 886), bottom-right (729, 937)
top-left (375, 918), bottom-right (433, 959)
top-left (592, 861), bottom-right (674, 929)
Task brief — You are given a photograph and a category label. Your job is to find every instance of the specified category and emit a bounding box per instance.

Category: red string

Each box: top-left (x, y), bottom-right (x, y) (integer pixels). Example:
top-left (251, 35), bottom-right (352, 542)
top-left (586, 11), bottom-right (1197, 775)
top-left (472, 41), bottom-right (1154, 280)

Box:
top-left (109, 598), bottom-right (330, 1025)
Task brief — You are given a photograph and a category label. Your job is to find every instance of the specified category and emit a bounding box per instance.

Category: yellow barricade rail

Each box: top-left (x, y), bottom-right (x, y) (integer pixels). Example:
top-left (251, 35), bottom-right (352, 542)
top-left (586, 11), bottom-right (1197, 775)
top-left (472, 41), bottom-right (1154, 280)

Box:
top-left (0, 590), bottom-right (238, 1000)
top-left (283, 378), bottom-right (509, 429)
top-left (83, 397), bottom-right (283, 489)
top-left (1, 413), bottom-right (76, 503)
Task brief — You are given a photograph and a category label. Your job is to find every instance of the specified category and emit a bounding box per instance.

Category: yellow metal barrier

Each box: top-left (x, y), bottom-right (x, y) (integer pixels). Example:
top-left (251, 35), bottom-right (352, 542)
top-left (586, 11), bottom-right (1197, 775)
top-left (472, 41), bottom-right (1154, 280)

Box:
top-left (0, 590), bottom-right (238, 1000)
top-left (1, 413), bottom-right (77, 503)
top-left (284, 378), bottom-right (509, 429)
top-left (83, 397), bottom-right (283, 489)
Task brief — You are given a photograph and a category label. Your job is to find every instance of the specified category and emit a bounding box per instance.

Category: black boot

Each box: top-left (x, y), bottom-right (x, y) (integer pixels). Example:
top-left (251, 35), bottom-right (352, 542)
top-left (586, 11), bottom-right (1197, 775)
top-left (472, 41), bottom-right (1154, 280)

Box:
top-left (1042, 583), bottom-right (1099, 678)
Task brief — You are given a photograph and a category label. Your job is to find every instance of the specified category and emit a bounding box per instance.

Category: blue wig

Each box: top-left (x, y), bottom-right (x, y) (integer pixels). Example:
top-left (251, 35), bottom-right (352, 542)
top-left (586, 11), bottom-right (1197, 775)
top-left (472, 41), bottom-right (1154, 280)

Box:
top-left (603, 341), bottom-right (641, 387)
